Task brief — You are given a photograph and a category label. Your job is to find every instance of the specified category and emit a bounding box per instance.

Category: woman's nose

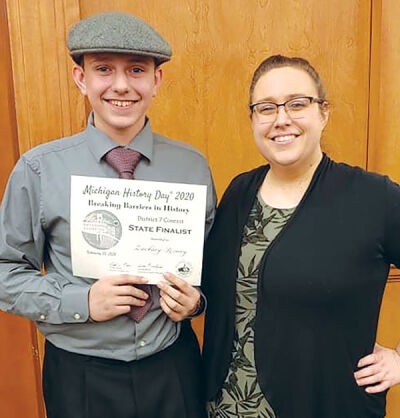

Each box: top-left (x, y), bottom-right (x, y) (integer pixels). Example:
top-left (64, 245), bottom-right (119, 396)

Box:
top-left (274, 106), bottom-right (292, 126)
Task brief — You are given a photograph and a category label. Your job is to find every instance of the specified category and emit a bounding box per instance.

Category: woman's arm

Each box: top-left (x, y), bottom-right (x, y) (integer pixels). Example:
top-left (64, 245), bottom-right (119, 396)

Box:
top-left (355, 177), bottom-right (400, 393)
top-left (354, 343), bottom-right (400, 393)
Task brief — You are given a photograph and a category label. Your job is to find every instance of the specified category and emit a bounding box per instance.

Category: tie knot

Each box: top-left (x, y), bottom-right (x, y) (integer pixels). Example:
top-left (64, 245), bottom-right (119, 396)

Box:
top-left (105, 147), bottom-right (142, 179)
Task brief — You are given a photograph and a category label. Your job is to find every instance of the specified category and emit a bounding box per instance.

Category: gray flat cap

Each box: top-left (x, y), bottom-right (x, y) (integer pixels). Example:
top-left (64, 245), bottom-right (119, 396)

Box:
top-left (68, 12), bottom-right (172, 65)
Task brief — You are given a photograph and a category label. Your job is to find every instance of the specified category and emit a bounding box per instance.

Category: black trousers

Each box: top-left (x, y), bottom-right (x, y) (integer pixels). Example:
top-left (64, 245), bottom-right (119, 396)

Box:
top-left (42, 322), bottom-right (206, 418)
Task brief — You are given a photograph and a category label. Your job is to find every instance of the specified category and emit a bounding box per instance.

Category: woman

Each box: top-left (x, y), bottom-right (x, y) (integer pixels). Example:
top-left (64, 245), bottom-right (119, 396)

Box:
top-left (202, 55), bottom-right (400, 418)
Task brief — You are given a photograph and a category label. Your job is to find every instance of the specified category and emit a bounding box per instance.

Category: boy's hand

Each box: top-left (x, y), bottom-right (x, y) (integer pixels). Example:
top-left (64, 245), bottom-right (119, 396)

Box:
top-left (89, 275), bottom-right (149, 322)
top-left (157, 272), bottom-right (200, 321)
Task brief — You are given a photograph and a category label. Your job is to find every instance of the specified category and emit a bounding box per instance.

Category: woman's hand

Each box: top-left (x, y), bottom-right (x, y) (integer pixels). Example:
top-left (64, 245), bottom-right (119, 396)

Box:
top-left (354, 343), bottom-right (400, 393)
top-left (157, 272), bottom-right (201, 321)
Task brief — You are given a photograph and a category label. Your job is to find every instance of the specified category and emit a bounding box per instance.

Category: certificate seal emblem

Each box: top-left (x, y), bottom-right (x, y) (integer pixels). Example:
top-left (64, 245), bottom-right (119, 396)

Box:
top-left (175, 261), bottom-right (193, 277)
top-left (82, 210), bottom-right (122, 250)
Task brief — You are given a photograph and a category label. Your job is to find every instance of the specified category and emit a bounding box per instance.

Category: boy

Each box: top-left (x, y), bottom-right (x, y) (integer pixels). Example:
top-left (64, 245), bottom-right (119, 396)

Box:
top-left (0, 12), bottom-right (215, 418)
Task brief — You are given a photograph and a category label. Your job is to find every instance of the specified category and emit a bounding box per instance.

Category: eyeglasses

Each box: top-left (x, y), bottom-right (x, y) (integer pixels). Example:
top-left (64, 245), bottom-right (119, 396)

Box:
top-left (249, 96), bottom-right (325, 124)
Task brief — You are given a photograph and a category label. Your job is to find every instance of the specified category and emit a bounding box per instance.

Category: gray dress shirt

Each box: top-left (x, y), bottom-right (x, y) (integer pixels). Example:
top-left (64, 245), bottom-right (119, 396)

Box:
top-left (0, 115), bottom-right (216, 361)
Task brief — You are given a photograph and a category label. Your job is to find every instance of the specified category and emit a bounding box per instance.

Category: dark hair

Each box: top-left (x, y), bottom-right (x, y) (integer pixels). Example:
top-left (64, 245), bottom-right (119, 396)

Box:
top-left (71, 54), bottom-right (160, 69)
top-left (72, 55), bottom-right (84, 66)
top-left (249, 55), bottom-right (327, 105)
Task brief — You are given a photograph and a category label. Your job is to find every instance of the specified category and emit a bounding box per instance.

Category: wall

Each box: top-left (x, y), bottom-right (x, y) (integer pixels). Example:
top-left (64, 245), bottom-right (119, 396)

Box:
top-left (0, 0), bottom-right (44, 416)
top-left (1, 0), bottom-right (400, 416)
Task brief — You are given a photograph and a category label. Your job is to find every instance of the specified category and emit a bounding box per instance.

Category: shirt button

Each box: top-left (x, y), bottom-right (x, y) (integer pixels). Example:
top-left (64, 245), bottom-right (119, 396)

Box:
top-left (73, 313), bottom-right (81, 320)
top-left (39, 314), bottom-right (46, 320)
top-left (139, 340), bottom-right (146, 347)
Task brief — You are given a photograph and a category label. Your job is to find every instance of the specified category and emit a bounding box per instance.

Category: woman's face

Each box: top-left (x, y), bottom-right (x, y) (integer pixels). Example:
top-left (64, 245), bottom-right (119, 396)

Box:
top-left (251, 66), bottom-right (329, 172)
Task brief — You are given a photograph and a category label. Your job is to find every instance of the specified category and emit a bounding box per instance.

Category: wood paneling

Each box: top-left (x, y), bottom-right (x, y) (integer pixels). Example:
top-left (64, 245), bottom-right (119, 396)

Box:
top-left (369, 2), bottom-right (400, 413)
top-left (0, 313), bottom-right (44, 418)
top-left (368, 0), bottom-right (400, 181)
top-left (0, 0), bottom-right (44, 417)
top-left (3, 0), bottom-right (400, 417)
top-left (0, 0), bottom-right (18, 196)
top-left (6, 0), bottom-right (83, 153)
top-left (82, 0), bottom-right (372, 196)
top-left (81, 0), bottom-right (373, 355)
top-left (6, 0), bottom-right (85, 379)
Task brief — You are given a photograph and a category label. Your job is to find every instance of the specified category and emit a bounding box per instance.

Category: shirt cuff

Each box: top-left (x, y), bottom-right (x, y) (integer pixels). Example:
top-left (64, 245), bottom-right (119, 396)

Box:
top-left (59, 284), bottom-right (90, 323)
top-left (188, 291), bottom-right (207, 319)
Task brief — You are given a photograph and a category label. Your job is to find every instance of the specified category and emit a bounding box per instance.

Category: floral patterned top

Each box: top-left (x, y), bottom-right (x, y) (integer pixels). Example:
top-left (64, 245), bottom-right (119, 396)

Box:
top-left (207, 193), bottom-right (295, 418)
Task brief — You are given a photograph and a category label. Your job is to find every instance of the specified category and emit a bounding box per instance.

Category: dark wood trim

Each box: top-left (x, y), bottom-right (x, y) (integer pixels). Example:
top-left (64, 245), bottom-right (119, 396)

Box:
top-left (389, 267), bottom-right (400, 283)
top-left (0, 0), bottom-right (19, 187)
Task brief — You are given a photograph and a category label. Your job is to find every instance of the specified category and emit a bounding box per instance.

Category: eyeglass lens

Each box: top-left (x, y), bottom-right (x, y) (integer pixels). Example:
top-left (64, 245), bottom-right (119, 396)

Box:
top-left (254, 97), bottom-right (313, 122)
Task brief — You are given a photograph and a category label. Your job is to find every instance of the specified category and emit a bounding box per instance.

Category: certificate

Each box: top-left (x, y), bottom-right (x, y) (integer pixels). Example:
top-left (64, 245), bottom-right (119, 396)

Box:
top-left (70, 176), bottom-right (207, 285)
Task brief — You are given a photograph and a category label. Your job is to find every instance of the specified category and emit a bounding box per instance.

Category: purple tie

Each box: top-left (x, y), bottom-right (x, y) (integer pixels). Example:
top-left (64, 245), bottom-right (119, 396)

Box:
top-left (105, 147), bottom-right (153, 322)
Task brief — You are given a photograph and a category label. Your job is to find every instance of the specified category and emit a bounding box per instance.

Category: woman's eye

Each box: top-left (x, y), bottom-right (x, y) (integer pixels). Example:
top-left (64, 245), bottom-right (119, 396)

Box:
top-left (288, 100), bottom-right (307, 110)
top-left (259, 104), bottom-right (276, 114)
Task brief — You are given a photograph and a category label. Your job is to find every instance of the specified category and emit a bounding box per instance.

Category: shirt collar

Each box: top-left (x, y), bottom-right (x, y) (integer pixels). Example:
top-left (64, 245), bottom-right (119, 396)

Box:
top-left (86, 113), bottom-right (154, 162)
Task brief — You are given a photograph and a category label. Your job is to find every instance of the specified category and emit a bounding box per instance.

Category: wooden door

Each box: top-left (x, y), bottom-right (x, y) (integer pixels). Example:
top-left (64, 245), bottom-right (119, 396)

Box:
top-left (0, 0), bottom-right (44, 416)
top-left (78, 0), bottom-right (372, 344)
top-left (369, 0), bottom-right (400, 411)
top-left (2, 0), bottom-right (400, 416)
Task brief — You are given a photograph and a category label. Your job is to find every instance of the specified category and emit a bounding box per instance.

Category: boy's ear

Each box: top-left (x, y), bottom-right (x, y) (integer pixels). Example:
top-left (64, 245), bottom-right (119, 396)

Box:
top-left (72, 64), bottom-right (87, 96)
top-left (152, 66), bottom-right (163, 97)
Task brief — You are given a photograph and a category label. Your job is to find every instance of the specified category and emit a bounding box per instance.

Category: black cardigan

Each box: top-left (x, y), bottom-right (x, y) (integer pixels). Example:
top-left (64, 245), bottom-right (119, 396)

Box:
top-left (202, 155), bottom-right (400, 418)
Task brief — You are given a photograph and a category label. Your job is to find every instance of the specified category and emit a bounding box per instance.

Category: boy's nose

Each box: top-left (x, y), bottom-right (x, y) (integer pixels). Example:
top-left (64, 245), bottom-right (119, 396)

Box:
top-left (111, 72), bottom-right (130, 93)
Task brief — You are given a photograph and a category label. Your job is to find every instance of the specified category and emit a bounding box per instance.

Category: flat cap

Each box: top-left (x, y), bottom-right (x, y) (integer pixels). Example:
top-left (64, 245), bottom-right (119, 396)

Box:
top-left (68, 12), bottom-right (172, 65)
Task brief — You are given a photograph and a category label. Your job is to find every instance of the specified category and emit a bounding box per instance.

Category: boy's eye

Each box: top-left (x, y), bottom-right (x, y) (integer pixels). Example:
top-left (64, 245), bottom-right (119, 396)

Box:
top-left (131, 67), bottom-right (144, 73)
top-left (96, 66), bottom-right (110, 72)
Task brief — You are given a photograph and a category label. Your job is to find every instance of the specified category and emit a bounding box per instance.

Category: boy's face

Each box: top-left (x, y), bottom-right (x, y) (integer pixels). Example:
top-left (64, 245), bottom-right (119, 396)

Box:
top-left (73, 53), bottom-right (162, 143)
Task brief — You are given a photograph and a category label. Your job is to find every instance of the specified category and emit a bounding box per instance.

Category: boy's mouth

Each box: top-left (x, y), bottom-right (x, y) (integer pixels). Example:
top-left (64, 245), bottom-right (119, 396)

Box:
top-left (106, 99), bottom-right (138, 108)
